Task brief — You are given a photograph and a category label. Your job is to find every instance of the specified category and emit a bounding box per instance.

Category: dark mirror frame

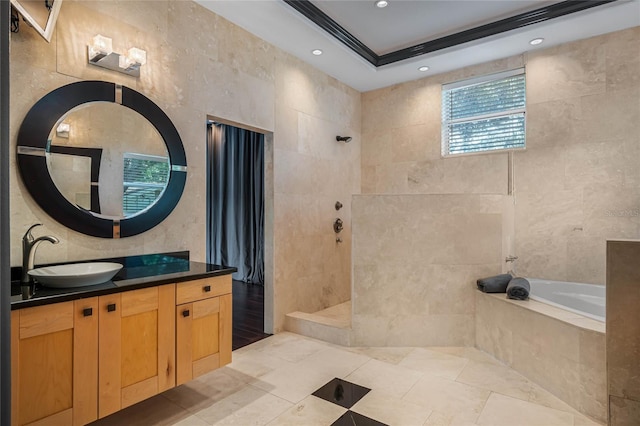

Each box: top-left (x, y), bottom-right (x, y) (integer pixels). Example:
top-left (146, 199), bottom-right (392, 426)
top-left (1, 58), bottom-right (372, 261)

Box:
top-left (16, 81), bottom-right (187, 238)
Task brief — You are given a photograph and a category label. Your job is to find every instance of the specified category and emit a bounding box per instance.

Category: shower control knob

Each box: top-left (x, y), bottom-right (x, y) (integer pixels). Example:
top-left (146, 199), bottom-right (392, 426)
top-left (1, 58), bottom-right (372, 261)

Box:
top-left (335, 201), bottom-right (343, 211)
top-left (333, 218), bottom-right (343, 233)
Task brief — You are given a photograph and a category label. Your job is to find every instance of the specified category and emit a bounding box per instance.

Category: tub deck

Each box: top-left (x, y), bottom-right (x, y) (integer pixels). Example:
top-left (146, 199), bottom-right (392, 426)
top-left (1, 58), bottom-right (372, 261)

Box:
top-left (486, 292), bottom-right (604, 333)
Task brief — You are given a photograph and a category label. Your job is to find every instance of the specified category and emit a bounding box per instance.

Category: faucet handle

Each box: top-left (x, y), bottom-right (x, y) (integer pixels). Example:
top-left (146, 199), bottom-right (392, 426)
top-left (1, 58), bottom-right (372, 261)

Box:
top-left (23, 223), bottom-right (43, 241)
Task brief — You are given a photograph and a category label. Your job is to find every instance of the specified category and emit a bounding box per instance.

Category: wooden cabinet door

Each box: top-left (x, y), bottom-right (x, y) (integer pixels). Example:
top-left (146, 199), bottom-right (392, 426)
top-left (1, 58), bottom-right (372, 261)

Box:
top-left (98, 284), bottom-right (175, 419)
top-left (11, 298), bottom-right (98, 426)
top-left (176, 293), bottom-right (232, 385)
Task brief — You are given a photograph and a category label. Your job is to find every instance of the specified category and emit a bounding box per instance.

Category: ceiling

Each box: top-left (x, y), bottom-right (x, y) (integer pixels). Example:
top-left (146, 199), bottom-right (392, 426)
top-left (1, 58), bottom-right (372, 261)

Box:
top-left (196, 0), bottom-right (640, 92)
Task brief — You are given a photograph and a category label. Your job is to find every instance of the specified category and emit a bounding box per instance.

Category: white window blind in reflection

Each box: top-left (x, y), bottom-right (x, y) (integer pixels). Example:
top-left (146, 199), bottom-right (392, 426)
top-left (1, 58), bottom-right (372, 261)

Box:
top-left (122, 152), bottom-right (169, 216)
top-left (442, 68), bottom-right (526, 156)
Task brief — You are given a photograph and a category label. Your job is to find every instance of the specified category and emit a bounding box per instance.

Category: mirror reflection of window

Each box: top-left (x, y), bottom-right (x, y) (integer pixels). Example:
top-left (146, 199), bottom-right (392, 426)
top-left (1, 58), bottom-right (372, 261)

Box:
top-left (123, 153), bottom-right (170, 217)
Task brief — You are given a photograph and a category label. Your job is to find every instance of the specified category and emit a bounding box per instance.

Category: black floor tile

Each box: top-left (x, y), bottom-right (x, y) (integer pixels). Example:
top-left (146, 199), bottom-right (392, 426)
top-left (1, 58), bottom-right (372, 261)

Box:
top-left (331, 410), bottom-right (388, 426)
top-left (312, 378), bottom-right (371, 409)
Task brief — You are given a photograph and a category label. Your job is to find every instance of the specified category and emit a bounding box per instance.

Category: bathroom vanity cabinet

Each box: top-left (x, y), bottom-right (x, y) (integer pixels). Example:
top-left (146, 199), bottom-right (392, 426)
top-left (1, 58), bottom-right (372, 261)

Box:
top-left (10, 274), bottom-right (233, 426)
top-left (176, 277), bottom-right (232, 385)
top-left (11, 298), bottom-right (99, 426)
top-left (98, 284), bottom-right (176, 418)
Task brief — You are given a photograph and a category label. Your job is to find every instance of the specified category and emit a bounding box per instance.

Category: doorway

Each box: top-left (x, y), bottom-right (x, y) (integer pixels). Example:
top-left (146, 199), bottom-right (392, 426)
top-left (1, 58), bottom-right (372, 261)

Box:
top-left (206, 120), bottom-right (271, 349)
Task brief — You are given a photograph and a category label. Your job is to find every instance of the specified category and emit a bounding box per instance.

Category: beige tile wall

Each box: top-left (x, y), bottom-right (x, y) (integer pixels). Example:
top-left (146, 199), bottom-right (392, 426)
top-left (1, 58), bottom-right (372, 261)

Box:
top-left (361, 27), bottom-right (640, 286)
top-left (517, 28), bottom-right (640, 285)
top-left (607, 240), bottom-right (640, 425)
top-left (351, 194), bottom-right (503, 347)
top-left (9, 0), bottom-right (360, 332)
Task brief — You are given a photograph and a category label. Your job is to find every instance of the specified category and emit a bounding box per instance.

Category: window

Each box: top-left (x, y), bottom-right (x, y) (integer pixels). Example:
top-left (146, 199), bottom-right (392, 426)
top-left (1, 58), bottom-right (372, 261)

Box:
top-left (122, 153), bottom-right (169, 216)
top-left (442, 68), bottom-right (526, 156)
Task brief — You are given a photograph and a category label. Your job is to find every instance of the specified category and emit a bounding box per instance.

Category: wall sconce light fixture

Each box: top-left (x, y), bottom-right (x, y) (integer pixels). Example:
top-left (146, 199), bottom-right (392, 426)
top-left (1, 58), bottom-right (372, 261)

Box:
top-left (88, 34), bottom-right (147, 77)
top-left (56, 122), bottom-right (70, 138)
top-left (336, 135), bottom-right (352, 143)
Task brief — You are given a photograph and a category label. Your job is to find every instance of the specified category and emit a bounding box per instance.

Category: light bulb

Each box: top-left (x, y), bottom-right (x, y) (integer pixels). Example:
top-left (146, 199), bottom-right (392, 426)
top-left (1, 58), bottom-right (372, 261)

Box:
top-left (127, 47), bottom-right (147, 65)
top-left (88, 34), bottom-right (113, 61)
top-left (120, 47), bottom-right (147, 69)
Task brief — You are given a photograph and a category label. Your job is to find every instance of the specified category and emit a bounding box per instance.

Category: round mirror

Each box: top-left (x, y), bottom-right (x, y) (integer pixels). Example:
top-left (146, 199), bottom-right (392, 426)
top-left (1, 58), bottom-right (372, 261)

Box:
top-left (16, 81), bottom-right (187, 238)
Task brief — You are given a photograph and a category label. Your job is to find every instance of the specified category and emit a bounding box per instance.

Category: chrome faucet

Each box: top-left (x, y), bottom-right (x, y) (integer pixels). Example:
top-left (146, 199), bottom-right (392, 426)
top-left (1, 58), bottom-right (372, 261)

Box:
top-left (22, 224), bottom-right (59, 284)
top-left (505, 255), bottom-right (518, 276)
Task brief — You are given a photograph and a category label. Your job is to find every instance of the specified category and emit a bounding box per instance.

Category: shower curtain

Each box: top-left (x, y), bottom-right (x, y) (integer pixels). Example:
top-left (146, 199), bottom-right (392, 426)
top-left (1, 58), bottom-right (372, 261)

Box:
top-left (206, 123), bottom-right (264, 285)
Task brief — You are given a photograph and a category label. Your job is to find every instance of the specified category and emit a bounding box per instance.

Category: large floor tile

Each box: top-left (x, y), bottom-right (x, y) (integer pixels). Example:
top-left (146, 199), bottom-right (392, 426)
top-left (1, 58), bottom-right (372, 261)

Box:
top-left (228, 348), bottom-right (297, 379)
top-left (455, 360), bottom-right (533, 401)
top-left (89, 395), bottom-right (198, 426)
top-left (399, 348), bottom-right (469, 379)
top-left (351, 389), bottom-right (432, 426)
top-left (162, 369), bottom-right (250, 413)
top-left (424, 410), bottom-right (479, 426)
top-left (195, 385), bottom-right (292, 426)
top-left (296, 346), bottom-right (371, 378)
top-left (345, 346), bottom-right (415, 365)
top-left (526, 381), bottom-right (582, 414)
top-left (251, 362), bottom-right (336, 403)
top-left (573, 413), bottom-right (605, 426)
top-left (403, 375), bottom-right (491, 424)
top-left (169, 415), bottom-right (210, 426)
top-left (345, 358), bottom-right (424, 397)
top-left (266, 395), bottom-right (346, 426)
top-left (476, 393), bottom-right (574, 426)
top-left (254, 333), bottom-right (329, 363)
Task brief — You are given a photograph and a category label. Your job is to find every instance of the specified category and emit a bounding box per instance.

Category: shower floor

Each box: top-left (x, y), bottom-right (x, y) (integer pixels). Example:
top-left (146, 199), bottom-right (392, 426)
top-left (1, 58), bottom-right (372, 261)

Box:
top-left (285, 301), bottom-right (352, 345)
top-left (307, 302), bottom-right (351, 328)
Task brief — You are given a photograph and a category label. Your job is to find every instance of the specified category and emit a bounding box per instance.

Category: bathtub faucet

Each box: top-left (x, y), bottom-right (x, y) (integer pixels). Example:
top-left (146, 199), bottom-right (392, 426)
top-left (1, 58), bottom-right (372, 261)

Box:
top-left (505, 255), bottom-right (518, 276)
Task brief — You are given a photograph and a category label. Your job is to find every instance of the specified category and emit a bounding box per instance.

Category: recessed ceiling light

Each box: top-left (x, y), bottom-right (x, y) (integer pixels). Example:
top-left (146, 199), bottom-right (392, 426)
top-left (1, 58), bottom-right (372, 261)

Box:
top-left (375, 0), bottom-right (389, 8)
top-left (312, 49), bottom-right (323, 56)
top-left (418, 66), bottom-right (429, 72)
top-left (529, 38), bottom-right (544, 46)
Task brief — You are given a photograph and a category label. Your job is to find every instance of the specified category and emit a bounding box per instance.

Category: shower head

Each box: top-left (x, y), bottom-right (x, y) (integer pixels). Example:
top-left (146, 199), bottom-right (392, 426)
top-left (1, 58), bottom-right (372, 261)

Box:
top-left (336, 135), bottom-right (352, 143)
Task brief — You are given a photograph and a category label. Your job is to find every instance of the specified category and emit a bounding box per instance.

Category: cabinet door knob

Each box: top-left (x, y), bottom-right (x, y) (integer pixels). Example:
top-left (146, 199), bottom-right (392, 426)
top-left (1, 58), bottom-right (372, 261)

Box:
top-left (182, 310), bottom-right (190, 317)
top-left (107, 303), bottom-right (116, 312)
top-left (83, 307), bottom-right (93, 317)
top-left (203, 285), bottom-right (211, 292)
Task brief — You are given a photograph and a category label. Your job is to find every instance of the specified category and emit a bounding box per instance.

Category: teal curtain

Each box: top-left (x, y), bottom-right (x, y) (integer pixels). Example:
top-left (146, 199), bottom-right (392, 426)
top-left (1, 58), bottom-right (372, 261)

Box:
top-left (206, 123), bottom-right (264, 285)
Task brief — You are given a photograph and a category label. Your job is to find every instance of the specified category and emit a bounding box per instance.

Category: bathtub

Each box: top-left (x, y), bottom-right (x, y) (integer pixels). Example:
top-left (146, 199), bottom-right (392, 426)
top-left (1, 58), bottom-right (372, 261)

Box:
top-left (476, 280), bottom-right (607, 422)
top-left (527, 278), bottom-right (606, 322)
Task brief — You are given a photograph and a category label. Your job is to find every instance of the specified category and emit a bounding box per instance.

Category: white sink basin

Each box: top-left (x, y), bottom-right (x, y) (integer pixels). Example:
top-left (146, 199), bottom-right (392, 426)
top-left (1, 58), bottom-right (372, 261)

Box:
top-left (28, 262), bottom-right (123, 288)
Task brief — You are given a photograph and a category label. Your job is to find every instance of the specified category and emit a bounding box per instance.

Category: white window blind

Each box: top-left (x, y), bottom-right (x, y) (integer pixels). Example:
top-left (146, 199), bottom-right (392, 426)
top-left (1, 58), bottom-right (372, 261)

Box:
top-left (122, 153), bottom-right (169, 216)
top-left (442, 68), bottom-right (526, 156)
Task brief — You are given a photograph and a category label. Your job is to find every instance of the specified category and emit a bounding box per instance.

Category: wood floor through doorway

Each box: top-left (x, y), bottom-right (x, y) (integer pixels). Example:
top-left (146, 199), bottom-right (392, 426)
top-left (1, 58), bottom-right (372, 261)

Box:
top-left (232, 280), bottom-right (270, 350)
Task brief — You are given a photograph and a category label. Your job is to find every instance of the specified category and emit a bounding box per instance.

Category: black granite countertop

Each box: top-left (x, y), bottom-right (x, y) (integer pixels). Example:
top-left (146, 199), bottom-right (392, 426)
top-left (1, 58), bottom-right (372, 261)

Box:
top-left (10, 251), bottom-right (237, 310)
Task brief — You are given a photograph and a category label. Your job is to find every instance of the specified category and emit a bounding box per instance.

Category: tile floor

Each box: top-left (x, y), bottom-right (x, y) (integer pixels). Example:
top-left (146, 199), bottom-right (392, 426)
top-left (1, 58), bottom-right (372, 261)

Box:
top-left (90, 332), bottom-right (604, 426)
